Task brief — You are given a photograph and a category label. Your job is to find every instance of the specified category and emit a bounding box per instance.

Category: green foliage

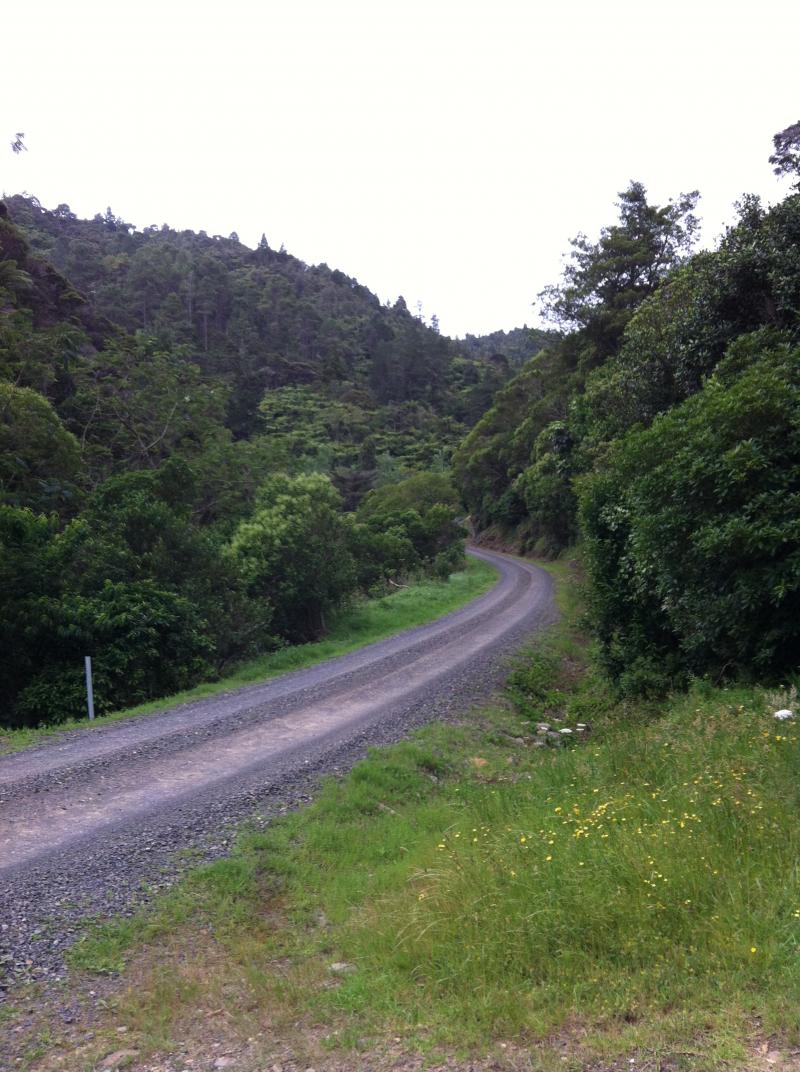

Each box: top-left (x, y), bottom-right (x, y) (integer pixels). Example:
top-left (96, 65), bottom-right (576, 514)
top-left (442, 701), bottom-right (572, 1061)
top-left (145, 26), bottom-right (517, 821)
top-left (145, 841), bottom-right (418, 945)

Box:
top-left (357, 470), bottom-right (460, 517)
top-left (0, 468), bottom-right (274, 726)
top-left (56, 468), bottom-right (273, 669)
top-left (5, 193), bottom-right (510, 447)
top-left (229, 473), bottom-right (358, 641)
top-left (0, 506), bottom-right (61, 717)
top-left (538, 181), bottom-right (699, 364)
top-left (0, 382), bottom-right (83, 513)
top-left (456, 182), bottom-right (703, 552)
top-left (457, 325), bottom-right (555, 368)
top-left (258, 386), bottom-right (371, 466)
top-left (579, 338), bottom-right (800, 690)
top-left (453, 172), bottom-right (800, 693)
top-left (452, 335), bottom-right (599, 553)
top-left (0, 495), bottom-right (218, 725)
top-left (345, 521), bottom-right (420, 591)
top-left (578, 192), bottom-right (800, 447)
top-left (357, 472), bottom-right (466, 579)
top-left (15, 581), bottom-right (213, 724)
top-left (513, 421), bottom-right (578, 554)
top-left (63, 336), bottom-right (229, 478)
top-left (505, 646), bottom-right (564, 717)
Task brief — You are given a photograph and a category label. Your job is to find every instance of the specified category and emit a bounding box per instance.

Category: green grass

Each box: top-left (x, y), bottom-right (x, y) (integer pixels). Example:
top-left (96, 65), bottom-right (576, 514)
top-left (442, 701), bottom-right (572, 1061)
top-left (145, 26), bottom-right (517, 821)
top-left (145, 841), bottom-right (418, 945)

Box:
top-left (32, 555), bottom-right (800, 1068)
top-left (0, 557), bottom-right (498, 755)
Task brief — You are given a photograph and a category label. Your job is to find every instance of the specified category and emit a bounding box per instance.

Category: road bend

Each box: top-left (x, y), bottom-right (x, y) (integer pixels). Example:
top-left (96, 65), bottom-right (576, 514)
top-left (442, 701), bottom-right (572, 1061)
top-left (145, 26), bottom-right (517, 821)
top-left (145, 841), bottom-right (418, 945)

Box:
top-left (0, 547), bottom-right (555, 984)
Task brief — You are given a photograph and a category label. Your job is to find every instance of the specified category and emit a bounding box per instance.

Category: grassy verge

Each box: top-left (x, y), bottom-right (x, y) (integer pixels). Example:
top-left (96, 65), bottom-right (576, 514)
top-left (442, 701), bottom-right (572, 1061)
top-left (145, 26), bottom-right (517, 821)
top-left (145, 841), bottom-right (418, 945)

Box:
top-left (0, 556), bottom-right (498, 755)
top-left (12, 555), bottom-right (800, 1071)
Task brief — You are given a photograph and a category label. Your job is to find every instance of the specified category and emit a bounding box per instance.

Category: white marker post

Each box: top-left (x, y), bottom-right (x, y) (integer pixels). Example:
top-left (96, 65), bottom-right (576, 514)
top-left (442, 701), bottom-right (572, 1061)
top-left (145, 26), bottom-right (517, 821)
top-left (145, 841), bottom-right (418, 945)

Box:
top-left (84, 655), bottom-right (95, 720)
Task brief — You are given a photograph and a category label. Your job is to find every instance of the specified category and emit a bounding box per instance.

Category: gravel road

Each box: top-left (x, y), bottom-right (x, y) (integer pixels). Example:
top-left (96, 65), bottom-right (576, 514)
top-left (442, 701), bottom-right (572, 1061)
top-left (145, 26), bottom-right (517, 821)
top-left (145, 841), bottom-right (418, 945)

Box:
top-left (0, 548), bottom-right (555, 993)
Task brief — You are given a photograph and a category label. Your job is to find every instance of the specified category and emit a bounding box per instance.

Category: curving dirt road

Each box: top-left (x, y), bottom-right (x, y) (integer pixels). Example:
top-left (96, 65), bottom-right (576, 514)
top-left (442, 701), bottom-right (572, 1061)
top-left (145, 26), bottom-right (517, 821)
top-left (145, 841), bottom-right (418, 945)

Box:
top-left (0, 548), bottom-right (555, 986)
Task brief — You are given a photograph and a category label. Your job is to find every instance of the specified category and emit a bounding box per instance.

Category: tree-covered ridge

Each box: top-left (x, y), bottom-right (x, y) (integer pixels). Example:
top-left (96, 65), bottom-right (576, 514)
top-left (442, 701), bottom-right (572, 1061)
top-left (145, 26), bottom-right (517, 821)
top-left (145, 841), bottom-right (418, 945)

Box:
top-left (457, 326), bottom-right (558, 368)
top-left (3, 197), bottom-right (521, 729)
top-left (454, 155), bottom-right (800, 692)
top-left (5, 195), bottom-right (528, 443)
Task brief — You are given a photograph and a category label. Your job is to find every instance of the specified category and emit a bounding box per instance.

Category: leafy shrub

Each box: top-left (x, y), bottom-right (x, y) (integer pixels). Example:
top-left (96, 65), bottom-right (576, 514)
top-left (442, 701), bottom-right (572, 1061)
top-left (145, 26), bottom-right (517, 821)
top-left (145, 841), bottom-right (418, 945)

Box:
top-left (357, 471), bottom-right (466, 581)
top-left (346, 520), bottom-right (420, 592)
top-left (0, 382), bottom-right (83, 514)
top-left (0, 506), bottom-right (61, 719)
top-left (358, 471), bottom-right (460, 516)
top-left (431, 543), bottom-right (466, 580)
top-left (15, 581), bottom-right (213, 725)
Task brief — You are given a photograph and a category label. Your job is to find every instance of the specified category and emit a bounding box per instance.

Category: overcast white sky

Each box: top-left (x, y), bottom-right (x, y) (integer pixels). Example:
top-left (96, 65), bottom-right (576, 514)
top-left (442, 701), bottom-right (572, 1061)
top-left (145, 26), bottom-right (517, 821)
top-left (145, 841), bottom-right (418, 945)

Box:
top-left (3, 0), bottom-right (798, 337)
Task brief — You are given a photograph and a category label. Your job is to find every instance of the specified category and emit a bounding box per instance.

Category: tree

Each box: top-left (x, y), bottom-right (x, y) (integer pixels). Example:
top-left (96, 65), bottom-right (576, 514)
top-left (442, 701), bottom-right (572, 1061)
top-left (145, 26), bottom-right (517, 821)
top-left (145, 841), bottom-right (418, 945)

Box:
top-left (0, 506), bottom-right (59, 722)
top-left (125, 245), bottom-right (172, 328)
top-left (357, 472), bottom-right (465, 573)
top-left (358, 471), bottom-right (460, 516)
top-left (514, 421), bottom-right (578, 553)
top-left (52, 465), bottom-right (272, 674)
top-left (576, 189), bottom-right (800, 448)
top-left (65, 337), bottom-right (228, 475)
top-left (228, 473), bottom-right (357, 641)
top-left (770, 120), bottom-right (800, 185)
top-left (0, 382), bottom-right (83, 513)
top-left (0, 257), bottom-right (32, 298)
top-left (537, 182), bottom-right (700, 363)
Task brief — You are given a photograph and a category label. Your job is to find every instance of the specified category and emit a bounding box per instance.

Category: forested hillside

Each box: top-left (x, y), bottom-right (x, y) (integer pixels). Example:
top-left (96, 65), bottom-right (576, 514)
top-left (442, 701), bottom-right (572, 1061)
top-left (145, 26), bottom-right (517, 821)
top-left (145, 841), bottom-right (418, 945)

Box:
top-left (0, 196), bottom-right (547, 729)
top-left (5, 195), bottom-right (528, 444)
top-left (455, 122), bottom-right (800, 694)
top-left (458, 325), bottom-right (557, 369)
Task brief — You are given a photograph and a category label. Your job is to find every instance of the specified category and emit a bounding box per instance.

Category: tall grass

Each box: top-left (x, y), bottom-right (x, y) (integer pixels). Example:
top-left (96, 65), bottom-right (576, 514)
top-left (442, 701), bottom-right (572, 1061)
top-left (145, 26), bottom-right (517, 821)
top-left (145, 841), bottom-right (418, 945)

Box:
top-left (340, 686), bottom-right (800, 1038)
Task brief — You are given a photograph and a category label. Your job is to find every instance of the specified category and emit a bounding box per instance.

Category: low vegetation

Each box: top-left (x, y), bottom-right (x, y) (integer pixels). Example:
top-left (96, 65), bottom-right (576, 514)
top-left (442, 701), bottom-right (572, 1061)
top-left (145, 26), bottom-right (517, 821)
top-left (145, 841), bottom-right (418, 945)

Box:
top-left (1, 460), bottom-right (471, 729)
top-left (27, 559), bottom-right (797, 1071)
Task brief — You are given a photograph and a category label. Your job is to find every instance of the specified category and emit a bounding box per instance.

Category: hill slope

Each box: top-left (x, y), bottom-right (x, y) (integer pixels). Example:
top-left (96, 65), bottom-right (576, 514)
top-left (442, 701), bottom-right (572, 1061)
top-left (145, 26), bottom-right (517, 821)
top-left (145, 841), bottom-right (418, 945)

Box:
top-left (5, 194), bottom-right (549, 445)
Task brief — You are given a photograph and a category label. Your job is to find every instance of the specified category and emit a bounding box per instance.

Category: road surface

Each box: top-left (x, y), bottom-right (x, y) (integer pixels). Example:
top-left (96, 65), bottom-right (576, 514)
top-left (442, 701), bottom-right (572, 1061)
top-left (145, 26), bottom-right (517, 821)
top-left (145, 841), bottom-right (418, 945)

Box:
top-left (0, 548), bottom-right (555, 985)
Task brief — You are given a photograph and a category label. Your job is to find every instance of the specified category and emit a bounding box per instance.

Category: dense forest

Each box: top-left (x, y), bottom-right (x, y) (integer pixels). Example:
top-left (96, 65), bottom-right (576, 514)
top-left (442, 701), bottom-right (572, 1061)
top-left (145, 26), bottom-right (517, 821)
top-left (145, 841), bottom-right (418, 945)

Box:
top-left (455, 121), bottom-right (800, 694)
top-left (0, 196), bottom-right (548, 728)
